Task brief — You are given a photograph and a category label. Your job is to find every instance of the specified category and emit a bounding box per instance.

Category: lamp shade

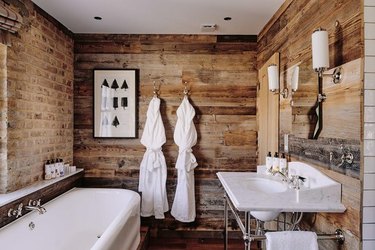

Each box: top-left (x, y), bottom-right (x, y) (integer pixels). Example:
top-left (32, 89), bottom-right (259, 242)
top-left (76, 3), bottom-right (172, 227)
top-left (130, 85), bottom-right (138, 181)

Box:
top-left (291, 66), bottom-right (299, 92)
top-left (312, 29), bottom-right (329, 70)
top-left (268, 64), bottom-right (279, 91)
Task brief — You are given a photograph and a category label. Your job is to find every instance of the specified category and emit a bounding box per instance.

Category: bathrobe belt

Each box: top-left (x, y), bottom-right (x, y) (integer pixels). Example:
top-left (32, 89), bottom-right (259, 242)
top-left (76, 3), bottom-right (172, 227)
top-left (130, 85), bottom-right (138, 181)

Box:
top-left (145, 148), bottom-right (163, 171)
top-left (176, 148), bottom-right (197, 172)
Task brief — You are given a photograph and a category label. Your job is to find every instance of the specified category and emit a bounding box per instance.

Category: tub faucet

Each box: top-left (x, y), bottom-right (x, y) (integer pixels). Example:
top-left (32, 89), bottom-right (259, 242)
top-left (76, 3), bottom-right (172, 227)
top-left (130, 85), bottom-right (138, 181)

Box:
top-left (25, 199), bottom-right (47, 214)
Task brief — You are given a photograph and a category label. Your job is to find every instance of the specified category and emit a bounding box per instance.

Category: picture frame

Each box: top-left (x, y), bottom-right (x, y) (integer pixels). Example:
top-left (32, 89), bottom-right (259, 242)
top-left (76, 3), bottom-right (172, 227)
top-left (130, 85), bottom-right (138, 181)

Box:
top-left (93, 69), bottom-right (139, 138)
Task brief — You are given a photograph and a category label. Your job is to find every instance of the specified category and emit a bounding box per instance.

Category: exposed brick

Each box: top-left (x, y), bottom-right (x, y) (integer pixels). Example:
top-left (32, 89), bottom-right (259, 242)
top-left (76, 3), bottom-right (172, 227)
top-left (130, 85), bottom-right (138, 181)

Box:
top-left (0, 1), bottom-right (74, 193)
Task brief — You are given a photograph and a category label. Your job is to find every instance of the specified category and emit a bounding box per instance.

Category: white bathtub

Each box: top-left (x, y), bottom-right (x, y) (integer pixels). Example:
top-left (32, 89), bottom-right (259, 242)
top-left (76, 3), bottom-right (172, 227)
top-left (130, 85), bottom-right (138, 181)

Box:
top-left (0, 188), bottom-right (141, 250)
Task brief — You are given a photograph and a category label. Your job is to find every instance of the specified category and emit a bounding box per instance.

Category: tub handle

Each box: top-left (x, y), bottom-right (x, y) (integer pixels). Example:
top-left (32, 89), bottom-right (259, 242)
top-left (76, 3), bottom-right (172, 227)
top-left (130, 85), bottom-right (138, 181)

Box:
top-left (8, 203), bottom-right (23, 218)
top-left (28, 199), bottom-right (41, 207)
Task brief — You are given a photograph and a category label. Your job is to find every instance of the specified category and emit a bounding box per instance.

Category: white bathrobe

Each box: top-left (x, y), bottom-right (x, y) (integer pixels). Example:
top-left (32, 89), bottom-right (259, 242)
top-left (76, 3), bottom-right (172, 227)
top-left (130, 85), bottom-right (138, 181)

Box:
top-left (171, 96), bottom-right (198, 222)
top-left (138, 97), bottom-right (169, 219)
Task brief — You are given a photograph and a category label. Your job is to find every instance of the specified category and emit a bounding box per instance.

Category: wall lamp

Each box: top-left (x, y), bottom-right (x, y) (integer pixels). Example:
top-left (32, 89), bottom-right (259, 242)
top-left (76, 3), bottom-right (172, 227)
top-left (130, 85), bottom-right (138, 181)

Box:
top-left (312, 27), bottom-right (343, 101)
top-left (268, 64), bottom-right (299, 99)
top-left (268, 64), bottom-right (289, 98)
top-left (311, 27), bottom-right (343, 139)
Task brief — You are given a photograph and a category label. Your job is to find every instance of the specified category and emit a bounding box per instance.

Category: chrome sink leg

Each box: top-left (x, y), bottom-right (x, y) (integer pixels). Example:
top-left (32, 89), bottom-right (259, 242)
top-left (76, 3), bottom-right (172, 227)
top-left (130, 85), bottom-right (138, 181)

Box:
top-left (244, 211), bottom-right (251, 250)
top-left (224, 194), bottom-right (228, 250)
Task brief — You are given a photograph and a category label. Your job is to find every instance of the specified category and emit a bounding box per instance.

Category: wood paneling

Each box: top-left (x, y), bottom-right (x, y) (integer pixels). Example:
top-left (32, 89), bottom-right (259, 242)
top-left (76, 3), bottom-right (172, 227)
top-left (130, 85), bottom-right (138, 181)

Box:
top-left (74, 34), bottom-right (258, 230)
top-left (257, 0), bottom-right (363, 249)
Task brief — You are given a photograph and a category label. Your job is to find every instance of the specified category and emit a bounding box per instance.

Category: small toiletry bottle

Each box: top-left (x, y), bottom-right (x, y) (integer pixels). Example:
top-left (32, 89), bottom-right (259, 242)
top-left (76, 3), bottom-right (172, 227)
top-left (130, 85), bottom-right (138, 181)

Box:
top-left (266, 152), bottom-right (273, 174)
top-left (44, 160), bottom-right (51, 180)
top-left (59, 158), bottom-right (65, 177)
top-left (280, 153), bottom-right (288, 175)
top-left (64, 163), bottom-right (69, 174)
top-left (50, 159), bottom-right (56, 178)
top-left (273, 152), bottom-right (279, 172)
top-left (55, 158), bottom-right (60, 178)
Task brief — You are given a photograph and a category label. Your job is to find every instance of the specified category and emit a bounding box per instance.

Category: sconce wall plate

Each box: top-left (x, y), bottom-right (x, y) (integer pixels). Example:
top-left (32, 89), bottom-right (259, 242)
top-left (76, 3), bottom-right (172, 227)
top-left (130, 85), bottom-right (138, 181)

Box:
top-left (330, 67), bottom-right (342, 84)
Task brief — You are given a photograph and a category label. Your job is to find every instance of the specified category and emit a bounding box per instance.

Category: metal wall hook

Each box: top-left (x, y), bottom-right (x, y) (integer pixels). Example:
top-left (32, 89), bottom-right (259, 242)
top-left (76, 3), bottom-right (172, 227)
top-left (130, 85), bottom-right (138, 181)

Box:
top-left (183, 81), bottom-right (190, 96)
top-left (153, 81), bottom-right (160, 97)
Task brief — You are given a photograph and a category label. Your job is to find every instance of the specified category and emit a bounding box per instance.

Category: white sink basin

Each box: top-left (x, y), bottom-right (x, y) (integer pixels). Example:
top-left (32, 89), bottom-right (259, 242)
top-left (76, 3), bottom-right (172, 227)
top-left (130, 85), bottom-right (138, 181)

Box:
top-left (243, 177), bottom-right (287, 194)
top-left (217, 162), bottom-right (346, 222)
top-left (242, 178), bottom-right (287, 221)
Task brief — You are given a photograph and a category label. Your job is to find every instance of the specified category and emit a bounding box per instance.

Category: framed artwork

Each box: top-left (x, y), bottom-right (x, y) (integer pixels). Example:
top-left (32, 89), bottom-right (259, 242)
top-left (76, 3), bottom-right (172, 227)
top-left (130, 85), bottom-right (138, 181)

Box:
top-left (93, 69), bottom-right (139, 138)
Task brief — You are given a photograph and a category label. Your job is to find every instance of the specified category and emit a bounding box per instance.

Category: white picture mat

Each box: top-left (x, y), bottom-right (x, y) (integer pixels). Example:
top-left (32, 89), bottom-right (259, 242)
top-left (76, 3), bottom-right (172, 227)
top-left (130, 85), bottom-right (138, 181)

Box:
top-left (94, 69), bottom-right (137, 138)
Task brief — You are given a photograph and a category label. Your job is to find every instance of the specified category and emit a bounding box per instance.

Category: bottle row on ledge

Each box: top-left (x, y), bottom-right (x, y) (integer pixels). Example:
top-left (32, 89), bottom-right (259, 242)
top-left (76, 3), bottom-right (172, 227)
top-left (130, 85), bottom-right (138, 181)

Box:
top-left (265, 152), bottom-right (288, 175)
top-left (44, 159), bottom-right (76, 180)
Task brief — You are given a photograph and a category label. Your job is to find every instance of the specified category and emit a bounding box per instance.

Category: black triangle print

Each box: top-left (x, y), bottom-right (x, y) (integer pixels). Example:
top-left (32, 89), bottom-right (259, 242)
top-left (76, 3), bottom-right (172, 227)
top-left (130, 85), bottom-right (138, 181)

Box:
top-left (121, 79), bottom-right (129, 90)
top-left (111, 79), bottom-right (119, 90)
top-left (112, 116), bottom-right (120, 127)
top-left (102, 79), bottom-right (109, 88)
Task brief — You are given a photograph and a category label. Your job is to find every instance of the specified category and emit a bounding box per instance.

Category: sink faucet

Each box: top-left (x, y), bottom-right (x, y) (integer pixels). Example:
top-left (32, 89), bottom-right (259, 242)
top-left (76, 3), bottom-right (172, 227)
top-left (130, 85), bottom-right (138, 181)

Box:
top-left (271, 170), bottom-right (289, 182)
top-left (271, 170), bottom-right (306, 190)
top-left (25, 199), bottom-right (47, 215)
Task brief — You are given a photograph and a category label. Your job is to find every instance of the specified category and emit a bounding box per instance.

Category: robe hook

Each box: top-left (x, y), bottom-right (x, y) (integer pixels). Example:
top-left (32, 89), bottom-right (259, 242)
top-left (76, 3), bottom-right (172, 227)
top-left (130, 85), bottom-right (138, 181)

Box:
top-left (153, 81), bottom-right (160, 97)
top-left (183, 81), bottom-right (189, 96)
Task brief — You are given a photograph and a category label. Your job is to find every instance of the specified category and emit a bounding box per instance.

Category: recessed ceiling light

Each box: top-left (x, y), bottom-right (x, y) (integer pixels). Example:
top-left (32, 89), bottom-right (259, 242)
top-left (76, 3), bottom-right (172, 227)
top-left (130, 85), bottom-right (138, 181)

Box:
top-left (224, 17), bottom-right (232, 21)
top-left (94, 16), bottom-right (102, 20)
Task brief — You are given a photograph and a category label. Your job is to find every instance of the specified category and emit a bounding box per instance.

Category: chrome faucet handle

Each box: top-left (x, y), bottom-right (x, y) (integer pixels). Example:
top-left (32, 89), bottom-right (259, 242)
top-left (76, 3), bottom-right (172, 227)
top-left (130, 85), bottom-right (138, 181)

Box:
top-left (8, 203), bottom-right (23, 218)
top-left (28, 199), bottom-right (41, 206)
top-left (17, 203), bottom-right (23, 217)
top-left (290, 175), bottom-right (306, 190)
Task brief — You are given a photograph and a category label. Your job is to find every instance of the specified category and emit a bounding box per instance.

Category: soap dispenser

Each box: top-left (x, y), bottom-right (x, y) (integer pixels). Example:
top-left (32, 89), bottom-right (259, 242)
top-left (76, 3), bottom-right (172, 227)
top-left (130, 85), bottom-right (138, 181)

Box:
top-left (266, 152), bottom-right (273, 174)
top-left (273, 152), bottom-right (279, 172)
top-left (280, 153), bottom-right (288, 175)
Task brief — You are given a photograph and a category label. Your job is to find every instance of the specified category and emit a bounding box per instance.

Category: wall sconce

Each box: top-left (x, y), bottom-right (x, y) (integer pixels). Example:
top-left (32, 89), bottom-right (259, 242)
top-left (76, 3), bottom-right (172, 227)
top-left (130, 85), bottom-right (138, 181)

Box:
top-left (291, 66), bottom-right (299, 94)
top-left (312, 28), bottom-right (342, 84)
top-left (311, 27), bottom-right (343, 139)
top-left (289, 66), bottom-right (299, 106)
top-left (268, 64), bottom-right (288, 98)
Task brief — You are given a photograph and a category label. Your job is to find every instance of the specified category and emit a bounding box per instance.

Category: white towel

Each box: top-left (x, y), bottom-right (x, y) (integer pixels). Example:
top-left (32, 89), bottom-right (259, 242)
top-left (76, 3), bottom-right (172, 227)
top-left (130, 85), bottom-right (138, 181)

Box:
top-left (265, 231), bottom-right (318, 250)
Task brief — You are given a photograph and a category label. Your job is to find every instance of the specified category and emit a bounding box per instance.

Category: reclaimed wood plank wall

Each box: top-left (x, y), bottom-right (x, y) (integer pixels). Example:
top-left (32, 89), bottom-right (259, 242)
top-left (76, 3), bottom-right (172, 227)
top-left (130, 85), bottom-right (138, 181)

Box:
top-left (74, 34), bottom-right (258, 230)
top-left (257, 0), bottom-right (363, 249)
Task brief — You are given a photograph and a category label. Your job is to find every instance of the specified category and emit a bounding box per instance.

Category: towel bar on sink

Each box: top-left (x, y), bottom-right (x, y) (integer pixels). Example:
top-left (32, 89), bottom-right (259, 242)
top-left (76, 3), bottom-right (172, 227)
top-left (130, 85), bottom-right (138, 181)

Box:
top-left (248, 229), bottom-right (344, 244)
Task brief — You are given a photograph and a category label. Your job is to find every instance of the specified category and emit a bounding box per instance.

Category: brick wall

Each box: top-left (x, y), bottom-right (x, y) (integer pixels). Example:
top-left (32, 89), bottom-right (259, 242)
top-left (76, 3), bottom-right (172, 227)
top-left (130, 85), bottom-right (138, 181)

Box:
top-left (0, 43), bottom-right (7, 192)
top-left (0, 0), bottom-right (74, 193)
